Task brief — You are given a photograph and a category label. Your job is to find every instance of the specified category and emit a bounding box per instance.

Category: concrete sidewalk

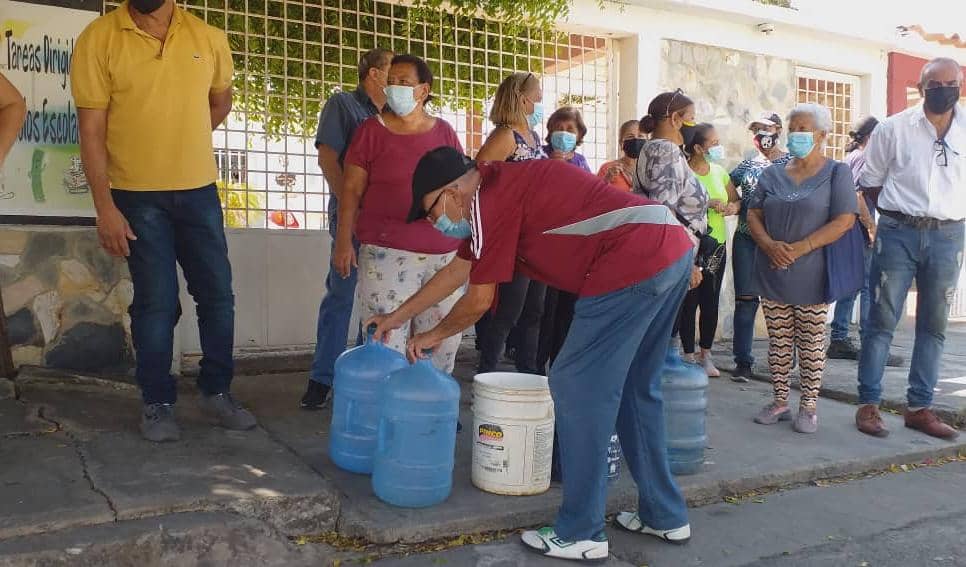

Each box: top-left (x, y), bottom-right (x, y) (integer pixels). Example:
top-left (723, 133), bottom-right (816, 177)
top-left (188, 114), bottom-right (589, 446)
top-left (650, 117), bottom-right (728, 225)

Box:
top-left (712, 321), bottom-right (966, 428)
top-left (2, 341), bottom-right (965, 564)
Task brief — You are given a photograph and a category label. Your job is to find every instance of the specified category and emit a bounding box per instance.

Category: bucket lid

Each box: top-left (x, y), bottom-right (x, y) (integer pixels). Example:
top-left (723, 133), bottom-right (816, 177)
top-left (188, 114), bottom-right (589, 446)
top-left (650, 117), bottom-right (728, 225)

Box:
top-left (474, 372), bottom-right (549, 392)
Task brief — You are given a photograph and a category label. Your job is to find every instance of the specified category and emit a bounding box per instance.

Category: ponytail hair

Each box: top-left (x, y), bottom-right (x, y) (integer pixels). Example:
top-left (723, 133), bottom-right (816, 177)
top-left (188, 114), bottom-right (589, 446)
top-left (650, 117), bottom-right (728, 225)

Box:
top-left (640, 89), bottom-right (694, 134)
top-left (845, 116), bottom-right (879, 153)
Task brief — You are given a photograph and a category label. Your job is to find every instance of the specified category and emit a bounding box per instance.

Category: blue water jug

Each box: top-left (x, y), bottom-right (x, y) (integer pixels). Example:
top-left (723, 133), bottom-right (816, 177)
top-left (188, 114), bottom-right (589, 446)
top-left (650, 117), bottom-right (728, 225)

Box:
top-left (661, 346), bottom-right (708, 475)
top-left (329, 325), bottom-right (409, 474)
top-left (372, 354), bottom-right (461, 508)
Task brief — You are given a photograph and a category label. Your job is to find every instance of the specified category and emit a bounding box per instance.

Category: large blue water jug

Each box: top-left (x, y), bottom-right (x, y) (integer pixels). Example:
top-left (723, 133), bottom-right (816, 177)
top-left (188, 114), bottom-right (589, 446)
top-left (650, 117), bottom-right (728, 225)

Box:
top-left (372, 355), bottom-right (461, 508)
top-left (329, 325), bottom-right (409, 474)
top-left (661, 345), bottom-right (708, 475)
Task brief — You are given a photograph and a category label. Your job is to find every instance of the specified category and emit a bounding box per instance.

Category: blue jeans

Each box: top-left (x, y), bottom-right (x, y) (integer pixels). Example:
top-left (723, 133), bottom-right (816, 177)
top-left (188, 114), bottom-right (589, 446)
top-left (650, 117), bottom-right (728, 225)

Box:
top-left (830, 246), bottom-right (873, 342)
top-left (550, 252), bottom-right (692, 541)
top-left (858, 216), bottom-right (964, 407)
top-left (309, 210), bottom-right (360, 386)
top-left (113, 185), bottom-right (234, 405)
top-left (732, 231), bottom-right (759, 367)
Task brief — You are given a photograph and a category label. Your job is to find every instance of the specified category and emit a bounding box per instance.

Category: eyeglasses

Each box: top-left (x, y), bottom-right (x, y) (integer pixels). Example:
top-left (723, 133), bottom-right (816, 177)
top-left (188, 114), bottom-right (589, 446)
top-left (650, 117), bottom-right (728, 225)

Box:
top-left (665, 88), bottom-right (683, 119)
top-left (934, 139), bottom-right (960, 167)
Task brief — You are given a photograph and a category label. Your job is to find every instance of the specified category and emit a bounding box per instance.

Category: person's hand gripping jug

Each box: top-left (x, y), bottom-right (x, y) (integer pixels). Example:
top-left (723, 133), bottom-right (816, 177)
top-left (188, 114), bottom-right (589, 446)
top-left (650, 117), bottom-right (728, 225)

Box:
top-left (329, 325), bottom-right (408, 474)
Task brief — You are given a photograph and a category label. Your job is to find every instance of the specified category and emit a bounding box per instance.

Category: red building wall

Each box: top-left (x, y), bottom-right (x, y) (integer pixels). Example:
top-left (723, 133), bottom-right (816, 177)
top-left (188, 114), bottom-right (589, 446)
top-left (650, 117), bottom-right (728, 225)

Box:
top-left (888, 52), bottom-right (966, 115)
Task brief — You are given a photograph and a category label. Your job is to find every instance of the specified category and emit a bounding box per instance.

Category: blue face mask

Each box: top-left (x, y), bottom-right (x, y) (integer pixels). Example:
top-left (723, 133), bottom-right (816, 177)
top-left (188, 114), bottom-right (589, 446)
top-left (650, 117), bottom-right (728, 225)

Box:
top-left (384, 85), bottom-right (418, 116)
top-left (527, 102), bottom-right (544, 128)
top-left (432, 195), bottom-right (472, 240)
top-left (550, 131), bottom-right (578, 153)
top-left (787, 132), bottom-right (816, 158)
top-left (705, 145), bottom-right (725, 162)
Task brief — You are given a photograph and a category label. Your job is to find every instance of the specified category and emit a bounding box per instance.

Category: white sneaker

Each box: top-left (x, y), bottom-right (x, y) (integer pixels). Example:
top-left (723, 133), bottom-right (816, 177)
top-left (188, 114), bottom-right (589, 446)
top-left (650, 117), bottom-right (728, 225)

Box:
top-left (700, 350), bottom-right (720, 378)
top-left (681, 352), bottom-right (697, 364)
top-left (521, 527), bottom-right (609, 562)
top-left (615, 512), bottom-right (691, 545)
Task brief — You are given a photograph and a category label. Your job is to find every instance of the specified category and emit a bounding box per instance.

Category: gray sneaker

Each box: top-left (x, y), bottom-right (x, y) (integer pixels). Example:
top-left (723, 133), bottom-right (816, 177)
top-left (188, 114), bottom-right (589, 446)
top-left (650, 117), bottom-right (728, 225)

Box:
top-left (141, 403), bottom-right (181, 443)
top-left (199, 393), bottom-right (257, 431)
top-left (793, 408), bottom-right (818, 434)
top-left (754, 402), bottom-right (792, 425)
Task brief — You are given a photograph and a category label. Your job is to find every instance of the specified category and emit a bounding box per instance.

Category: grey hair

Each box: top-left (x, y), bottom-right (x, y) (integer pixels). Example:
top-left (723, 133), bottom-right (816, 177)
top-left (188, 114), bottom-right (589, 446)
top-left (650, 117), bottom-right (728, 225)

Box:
top-left (787, 103), bottom-right (833, 134)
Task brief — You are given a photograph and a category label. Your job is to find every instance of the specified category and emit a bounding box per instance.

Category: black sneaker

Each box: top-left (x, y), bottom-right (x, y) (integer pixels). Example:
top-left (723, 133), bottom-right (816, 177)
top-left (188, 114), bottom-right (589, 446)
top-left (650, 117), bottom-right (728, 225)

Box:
top-left (300, 381), bottom-right (330, 410)
top-left (731, 363), bottom-right (752, 383)
top-left (827, 339), bottom-right (860, 360)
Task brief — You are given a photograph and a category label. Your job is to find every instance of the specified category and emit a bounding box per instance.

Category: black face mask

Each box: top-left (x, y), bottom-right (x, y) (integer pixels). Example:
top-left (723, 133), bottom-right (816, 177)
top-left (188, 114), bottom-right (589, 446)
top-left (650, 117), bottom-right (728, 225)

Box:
top-left (623, 138), bottom-right (646, 159)
top-left (755, 132), bottom-right (778, 151)
top-left (924, 86), bottom-right (961, 115)
top-left (131, 0), bottom-right (164, 14)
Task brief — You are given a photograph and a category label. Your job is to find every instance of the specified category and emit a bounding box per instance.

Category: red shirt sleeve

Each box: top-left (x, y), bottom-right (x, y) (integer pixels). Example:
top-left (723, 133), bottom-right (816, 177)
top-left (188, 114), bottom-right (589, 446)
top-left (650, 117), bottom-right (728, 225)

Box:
top-left (343, 118), bottom-right (376, 171)
top-left (464, 189), bottom-right (522, 285)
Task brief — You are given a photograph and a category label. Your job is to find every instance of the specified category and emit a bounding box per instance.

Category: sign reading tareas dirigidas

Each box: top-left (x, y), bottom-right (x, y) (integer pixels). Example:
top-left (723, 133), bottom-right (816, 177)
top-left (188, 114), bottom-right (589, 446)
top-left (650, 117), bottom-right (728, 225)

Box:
top-left (1, 0), bottom-right (98, 217)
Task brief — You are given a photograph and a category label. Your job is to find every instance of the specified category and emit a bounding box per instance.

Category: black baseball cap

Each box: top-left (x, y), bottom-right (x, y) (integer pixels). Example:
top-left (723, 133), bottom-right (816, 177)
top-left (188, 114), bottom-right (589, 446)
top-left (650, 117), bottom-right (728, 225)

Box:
top-left (407, 146), bottom-right (476, 223)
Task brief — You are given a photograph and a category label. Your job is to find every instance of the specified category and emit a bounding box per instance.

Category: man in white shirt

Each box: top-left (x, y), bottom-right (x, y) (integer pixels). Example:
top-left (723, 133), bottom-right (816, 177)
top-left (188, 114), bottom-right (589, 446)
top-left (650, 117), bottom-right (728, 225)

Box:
top-left (855, 58), bottom-right (965, 440)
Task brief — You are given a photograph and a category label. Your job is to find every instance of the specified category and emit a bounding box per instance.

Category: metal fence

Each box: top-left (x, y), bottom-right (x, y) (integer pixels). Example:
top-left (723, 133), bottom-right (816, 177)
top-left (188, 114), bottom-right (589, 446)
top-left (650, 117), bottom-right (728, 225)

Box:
top-left (105, 0), bottom-right (614, 230)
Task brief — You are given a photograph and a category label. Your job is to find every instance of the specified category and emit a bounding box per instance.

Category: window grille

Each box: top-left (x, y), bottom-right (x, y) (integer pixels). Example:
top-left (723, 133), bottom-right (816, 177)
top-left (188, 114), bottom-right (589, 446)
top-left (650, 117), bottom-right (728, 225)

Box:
top-left (106, 0), bottom-right (613, 230)
top-left (795, 67), bottom-right (860, 161)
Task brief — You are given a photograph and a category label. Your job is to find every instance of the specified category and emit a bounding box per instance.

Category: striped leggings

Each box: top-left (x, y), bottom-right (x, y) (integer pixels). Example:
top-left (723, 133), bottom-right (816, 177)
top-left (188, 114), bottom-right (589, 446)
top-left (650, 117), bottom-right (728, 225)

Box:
top-left (761, 300), bottom-right (830, 410)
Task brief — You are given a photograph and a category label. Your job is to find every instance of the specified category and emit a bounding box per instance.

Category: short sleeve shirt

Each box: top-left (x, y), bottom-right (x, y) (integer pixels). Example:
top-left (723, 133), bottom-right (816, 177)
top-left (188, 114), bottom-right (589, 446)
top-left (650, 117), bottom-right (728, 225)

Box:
top-left (731, 153), bottom-right (792, 235)
top-left (542, 146), bottom-right (591, 172)
top-left (597, 160), bottom-right (634, 191)
top-left (71, 3), bottom-right (233, 190)
top-left (749, 160), bottom-right (858, 305)
top-left (344, 116), bottom-right (465, 254)
top-left (455, 160), bottom-right (693, 297)
top-left (694, 163), bottom-right (731, 244)
top-left (634, 139), bottom-right (709, 235)
top-left (314, 86), bottom-right (380, 164)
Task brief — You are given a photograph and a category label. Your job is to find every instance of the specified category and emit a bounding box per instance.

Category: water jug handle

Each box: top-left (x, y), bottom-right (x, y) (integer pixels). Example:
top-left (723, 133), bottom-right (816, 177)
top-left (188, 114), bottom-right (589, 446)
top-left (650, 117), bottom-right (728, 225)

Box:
top-left (376, 419), bottom-right (393, 454)
top-left (344, 399), bottom-right (355, 431)
top-left (364, 323), bottom-right (378, 343)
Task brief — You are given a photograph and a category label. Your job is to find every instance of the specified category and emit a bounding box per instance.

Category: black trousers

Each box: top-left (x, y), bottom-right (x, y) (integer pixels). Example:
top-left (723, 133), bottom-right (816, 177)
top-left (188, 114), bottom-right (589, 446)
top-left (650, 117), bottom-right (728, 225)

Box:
top-left (537, 287), bottom-right (578, 373)
top-left (478, 271), bottom-right (546, 373)
top-left (678, 252), bottom-right (727, 353)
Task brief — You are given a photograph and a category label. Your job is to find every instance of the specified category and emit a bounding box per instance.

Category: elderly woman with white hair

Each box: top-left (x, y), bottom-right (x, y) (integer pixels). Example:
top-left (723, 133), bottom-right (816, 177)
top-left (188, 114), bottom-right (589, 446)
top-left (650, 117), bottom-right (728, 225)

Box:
top-left (746, 103), bottom-right (857, 433)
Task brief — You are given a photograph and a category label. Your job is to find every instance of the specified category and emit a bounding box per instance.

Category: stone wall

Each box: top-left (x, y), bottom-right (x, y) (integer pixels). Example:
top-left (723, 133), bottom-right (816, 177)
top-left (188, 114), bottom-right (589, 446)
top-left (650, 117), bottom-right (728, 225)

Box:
top-left (0, 226), bottom-right (133, 373)
top-left (660, 39), bottom-right (797, 164)
top-left (660, 40), bottom-right (797, 340)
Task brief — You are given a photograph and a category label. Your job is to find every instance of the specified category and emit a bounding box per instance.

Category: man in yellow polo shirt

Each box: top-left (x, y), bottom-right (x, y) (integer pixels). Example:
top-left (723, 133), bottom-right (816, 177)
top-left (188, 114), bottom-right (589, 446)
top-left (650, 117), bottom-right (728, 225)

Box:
top-left (72, 0), bottom-right (255, 442)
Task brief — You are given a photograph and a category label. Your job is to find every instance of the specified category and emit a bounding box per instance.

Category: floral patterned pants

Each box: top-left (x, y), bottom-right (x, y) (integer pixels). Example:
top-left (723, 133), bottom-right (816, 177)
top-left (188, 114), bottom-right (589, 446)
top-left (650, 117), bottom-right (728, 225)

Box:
top-left (356, 244), bottom-right (463, 373)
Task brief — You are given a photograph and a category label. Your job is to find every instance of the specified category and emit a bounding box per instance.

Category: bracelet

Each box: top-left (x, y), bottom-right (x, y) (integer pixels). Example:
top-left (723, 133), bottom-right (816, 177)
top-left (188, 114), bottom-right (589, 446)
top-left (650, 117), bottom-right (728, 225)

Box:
top-left (807, 238), bottom-right (814, 252)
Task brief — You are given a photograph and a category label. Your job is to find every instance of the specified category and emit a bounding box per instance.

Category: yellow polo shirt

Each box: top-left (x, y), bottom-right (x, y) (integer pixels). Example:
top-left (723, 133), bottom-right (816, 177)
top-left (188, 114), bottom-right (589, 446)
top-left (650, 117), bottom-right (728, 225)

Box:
top-left (71, 3), bottom-right (233, 190)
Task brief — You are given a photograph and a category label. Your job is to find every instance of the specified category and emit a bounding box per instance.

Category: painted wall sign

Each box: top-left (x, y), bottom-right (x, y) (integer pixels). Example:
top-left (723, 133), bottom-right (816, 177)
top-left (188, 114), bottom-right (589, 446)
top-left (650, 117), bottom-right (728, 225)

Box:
top-left (1, 0), bottom-right (98, 216)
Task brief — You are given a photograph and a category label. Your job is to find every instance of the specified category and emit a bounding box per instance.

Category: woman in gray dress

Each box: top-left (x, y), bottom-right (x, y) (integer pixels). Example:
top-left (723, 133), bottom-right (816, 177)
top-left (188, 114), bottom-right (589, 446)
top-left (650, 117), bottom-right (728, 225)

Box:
top-left (746, 103), bottom-right (857, 434)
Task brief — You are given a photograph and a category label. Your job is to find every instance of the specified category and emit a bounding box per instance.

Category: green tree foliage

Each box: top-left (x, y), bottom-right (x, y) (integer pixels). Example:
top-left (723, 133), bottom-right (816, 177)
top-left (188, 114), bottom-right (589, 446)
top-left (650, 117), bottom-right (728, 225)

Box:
top-left (186, 0), bottom-right (570, 140)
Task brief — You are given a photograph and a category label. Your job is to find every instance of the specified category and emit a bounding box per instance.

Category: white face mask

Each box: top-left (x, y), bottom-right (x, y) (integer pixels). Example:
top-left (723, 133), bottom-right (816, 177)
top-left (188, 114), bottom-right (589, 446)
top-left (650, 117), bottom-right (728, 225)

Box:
top-left (384, 85), bottom-right (419, 116)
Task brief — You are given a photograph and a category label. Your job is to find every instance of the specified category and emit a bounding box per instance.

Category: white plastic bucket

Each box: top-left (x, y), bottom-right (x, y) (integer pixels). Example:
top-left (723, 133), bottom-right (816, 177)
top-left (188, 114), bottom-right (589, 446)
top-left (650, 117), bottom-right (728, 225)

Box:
top-left (471, 372), bottom-right (555, 496)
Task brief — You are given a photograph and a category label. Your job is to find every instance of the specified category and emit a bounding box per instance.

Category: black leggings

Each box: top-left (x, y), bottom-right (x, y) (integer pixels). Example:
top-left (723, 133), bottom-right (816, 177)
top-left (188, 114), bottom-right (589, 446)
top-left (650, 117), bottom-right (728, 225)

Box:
top-left (679, 252), bottom-right (726, 353)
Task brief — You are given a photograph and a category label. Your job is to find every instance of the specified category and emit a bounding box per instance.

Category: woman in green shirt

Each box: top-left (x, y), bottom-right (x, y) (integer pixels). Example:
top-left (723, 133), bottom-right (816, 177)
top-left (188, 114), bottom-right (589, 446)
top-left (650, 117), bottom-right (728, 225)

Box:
top-left (681, 123), bottom-right (740, 377)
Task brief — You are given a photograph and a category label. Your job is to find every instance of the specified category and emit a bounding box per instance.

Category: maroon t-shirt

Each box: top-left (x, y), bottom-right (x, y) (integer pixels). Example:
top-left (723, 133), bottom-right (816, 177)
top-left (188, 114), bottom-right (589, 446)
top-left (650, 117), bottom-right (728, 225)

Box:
top-left (345, 116), bottom-right (464, 254)
top-left (457, 160), bottom-right (693, 297)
